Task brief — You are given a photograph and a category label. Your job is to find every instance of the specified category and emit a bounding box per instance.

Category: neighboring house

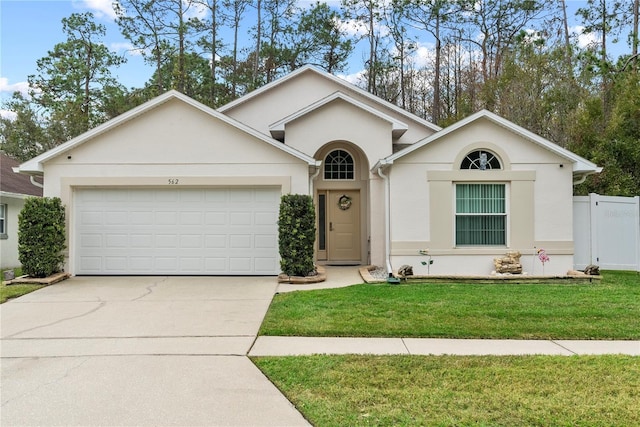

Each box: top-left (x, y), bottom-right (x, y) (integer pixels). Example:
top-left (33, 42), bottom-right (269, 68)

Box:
top-left (16, 65), bottom-right (600, 276)
top-left (1, 153), bottom-right (43, 268)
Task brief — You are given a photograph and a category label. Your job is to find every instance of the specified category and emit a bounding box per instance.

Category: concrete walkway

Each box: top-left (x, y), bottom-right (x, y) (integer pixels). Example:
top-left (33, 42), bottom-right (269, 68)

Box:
top-left (250, 336), bottom-right (640, 356)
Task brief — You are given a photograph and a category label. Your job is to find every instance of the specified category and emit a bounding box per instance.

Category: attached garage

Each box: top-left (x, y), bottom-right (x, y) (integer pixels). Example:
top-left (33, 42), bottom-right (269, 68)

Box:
top-left (74, 187), bottom-right (281, 275)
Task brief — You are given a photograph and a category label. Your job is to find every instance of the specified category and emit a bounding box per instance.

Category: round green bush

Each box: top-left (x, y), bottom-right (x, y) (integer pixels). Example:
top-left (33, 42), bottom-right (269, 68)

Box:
top-left (279, 194), bottom-right (316, 276)
top-left (18, 197), bottom-right (66, 278)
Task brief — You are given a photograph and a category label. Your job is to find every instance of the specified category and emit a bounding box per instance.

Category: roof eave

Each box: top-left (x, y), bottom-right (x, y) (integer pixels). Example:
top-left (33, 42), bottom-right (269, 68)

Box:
top-left (220, 65), bottom-right (440, 133)
top-left (268, 91), bottom-right (409, 140)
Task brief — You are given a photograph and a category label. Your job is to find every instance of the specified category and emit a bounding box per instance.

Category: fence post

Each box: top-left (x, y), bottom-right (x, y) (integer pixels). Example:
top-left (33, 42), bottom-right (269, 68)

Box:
top-left (634, 196), bottom-right (640, 272)
top-left (589, 193), bottom-right (599, 265)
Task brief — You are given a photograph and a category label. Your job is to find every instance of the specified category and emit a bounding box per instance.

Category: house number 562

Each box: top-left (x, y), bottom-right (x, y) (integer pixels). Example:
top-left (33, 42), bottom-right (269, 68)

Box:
top-left (168, 178), bottom-right (179, 185)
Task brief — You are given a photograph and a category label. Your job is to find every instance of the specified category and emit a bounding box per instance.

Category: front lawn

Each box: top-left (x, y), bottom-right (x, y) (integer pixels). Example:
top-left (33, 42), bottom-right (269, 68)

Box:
top-left (260, 270), bottom-right (640, 339)
top-left (253, 354), bottom-right (640, 426)
top-left (0, 268), bottom-right (43, 304)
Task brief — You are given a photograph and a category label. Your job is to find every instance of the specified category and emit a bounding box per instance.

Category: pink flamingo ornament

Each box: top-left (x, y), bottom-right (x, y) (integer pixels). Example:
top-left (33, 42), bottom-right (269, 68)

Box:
top-left (537, 248), bottom-right (550, 274)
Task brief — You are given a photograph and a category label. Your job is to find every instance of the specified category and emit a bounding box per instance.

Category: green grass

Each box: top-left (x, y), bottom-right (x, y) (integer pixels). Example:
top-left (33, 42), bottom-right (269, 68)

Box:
top-left (0, 283), bottom-right (45, 303)
top-left (0, 267), bottom-right (44, 303)
top-left (260, 270), bottom-right (640, 339)
top-left (253, 354), bottom-right (640, 427)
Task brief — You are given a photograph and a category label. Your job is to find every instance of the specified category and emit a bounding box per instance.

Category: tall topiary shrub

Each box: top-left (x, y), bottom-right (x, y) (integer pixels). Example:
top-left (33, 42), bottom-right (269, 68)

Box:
top-left (18, 197), bottom-right (66, 278)
top-left (278, 194), bottom-right (316, 276)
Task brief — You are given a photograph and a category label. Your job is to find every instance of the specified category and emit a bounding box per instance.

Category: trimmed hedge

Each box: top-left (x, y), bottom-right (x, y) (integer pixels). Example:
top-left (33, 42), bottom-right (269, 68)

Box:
top-left (18, 197), bottom-right (66, 278)
top-left (278, 194), bottom-right (316, 276)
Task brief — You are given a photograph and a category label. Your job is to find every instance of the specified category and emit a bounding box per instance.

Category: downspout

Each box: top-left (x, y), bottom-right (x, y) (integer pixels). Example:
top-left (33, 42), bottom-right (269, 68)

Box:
top-left (377, 161), bottom-right (393, 278)
top-left (309, 161), bottom-right (321, 195)
top-left (30, 176), bottom-right (44, 189)
top-left (573, 169), bottom-right (602, 186)
top-left (12, 166), bottom-right (44, 189)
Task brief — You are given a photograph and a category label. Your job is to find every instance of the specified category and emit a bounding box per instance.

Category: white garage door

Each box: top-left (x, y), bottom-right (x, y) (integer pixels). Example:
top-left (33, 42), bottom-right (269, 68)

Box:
top-left (74, 187), bottom-right (281, 275)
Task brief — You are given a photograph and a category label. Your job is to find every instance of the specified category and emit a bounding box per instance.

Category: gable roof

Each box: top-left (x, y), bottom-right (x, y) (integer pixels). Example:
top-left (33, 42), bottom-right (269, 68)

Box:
top-left (268, 91), bottom-right (408, 140)
top-left (0, 153), bottom-right (43, 197)
top-left (17, 90), bottom-right (320, 174)
top-left (378, 109), bottom-right (602, 176)
top-left (218, 65), bottom-right (441, 133)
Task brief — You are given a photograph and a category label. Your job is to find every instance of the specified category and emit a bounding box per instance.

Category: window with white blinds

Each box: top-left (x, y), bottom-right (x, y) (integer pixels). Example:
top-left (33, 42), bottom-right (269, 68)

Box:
top-left (455, 184), bottom-right (506, 245)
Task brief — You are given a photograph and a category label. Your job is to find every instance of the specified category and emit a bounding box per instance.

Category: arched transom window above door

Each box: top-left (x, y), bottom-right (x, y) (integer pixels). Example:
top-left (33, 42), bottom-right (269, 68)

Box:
top-left (324, 149), bottom-right (354, 180)
top-left (460, 150), bottom-right (502, 170)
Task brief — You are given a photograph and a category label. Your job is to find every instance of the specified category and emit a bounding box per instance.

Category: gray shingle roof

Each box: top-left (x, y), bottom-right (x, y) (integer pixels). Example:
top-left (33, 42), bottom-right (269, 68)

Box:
top-left (1, 153), bottom-right (43, 196)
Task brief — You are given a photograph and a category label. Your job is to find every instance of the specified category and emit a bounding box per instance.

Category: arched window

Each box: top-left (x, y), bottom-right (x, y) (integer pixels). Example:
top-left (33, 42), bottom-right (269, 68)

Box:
top-left (324, 150), bottom-right (354, 180)
top-left (461, 150), bottom-right (501, 170)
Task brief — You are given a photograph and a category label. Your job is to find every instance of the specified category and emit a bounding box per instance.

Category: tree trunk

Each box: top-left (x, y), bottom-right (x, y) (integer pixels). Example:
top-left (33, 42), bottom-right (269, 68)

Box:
top-left (368, 2), bottom-right (375, 93)
top-left (561, 0), bottom-right (573, 74)
top-left (433, 14), bottom-right (441, 124)
top-left (254, 0), bottom-right (261, 86)
top-left (634, 0), bottom-right (639, 71)
top-left (177, 0), bottom-right (185, 93)
top-left (211, 0), bottom-right (217, 103)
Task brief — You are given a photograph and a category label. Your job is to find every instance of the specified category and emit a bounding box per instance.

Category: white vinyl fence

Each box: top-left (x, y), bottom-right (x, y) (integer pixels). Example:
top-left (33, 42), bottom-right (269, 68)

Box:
top-left (574, 194), bottom-right (640, 271)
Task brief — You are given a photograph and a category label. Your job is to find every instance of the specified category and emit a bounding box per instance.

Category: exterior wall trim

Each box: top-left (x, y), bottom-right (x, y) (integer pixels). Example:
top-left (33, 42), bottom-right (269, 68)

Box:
top-left (427, 170), bottom-right (536, 182)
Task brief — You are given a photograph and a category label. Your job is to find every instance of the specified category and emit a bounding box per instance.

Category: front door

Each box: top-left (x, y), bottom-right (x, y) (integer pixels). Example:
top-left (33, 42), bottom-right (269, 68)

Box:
top-left (325, 190), bottom-right (361, 262)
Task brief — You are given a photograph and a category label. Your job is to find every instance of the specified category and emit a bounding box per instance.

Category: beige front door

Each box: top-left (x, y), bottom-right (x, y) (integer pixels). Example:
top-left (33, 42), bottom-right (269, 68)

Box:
top-left (327, 190), bottom-right (361, 262)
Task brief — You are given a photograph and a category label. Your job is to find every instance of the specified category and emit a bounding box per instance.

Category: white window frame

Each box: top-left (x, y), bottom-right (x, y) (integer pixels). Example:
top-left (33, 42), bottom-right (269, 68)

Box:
top-left (461, 150), bottom-right (502, 170)
top-left (454, 183), bottom-right (510, 247)
top-left (0, 203), bottom-right (7, 239)
top-left (323, 149), bottom-right (356, 181)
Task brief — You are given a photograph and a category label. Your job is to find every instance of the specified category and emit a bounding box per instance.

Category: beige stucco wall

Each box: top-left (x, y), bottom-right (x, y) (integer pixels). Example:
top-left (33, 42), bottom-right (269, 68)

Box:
top-left (222, 70), bottom-right (437, 148)
top-left (42, 99), bottom-right (310, 197)
top-left (388, 118), bottom-right (576, 276)
top-left (282, 99), bottom-right (400, 266)
top-left (285, 99), bottom-right (395, 168)
top-left (0, 196), bottom-right (26, 268)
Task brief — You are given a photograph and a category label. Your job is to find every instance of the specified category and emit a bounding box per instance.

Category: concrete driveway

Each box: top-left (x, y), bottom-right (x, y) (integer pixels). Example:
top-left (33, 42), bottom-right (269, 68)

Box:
top-left (1, 276), bottom-right (310, 426)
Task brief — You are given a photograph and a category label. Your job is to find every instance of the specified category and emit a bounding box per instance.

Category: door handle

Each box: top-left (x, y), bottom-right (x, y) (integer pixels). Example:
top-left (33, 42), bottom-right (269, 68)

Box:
top-left (330, 222), bottom-right (333, 231)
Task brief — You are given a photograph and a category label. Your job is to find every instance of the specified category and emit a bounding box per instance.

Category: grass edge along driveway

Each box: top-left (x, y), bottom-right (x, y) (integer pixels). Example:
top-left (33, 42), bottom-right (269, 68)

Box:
top-left (252, 354), bottom-right (640, 427)
top-left (259, 270), bottom-right (640, 340)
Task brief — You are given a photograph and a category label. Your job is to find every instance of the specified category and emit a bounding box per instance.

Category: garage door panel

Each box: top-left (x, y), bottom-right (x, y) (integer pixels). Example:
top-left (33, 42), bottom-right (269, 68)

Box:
top-left (75, 188), bottom-right (280, 275)
top-left (230, 212), bottom-right (251, 225)
top-left (106, 234), bottom-right (128, 248)
top-left (130, 257), bottom-right (153, 271)
top-left (156, 234), bottom-right (178, 248)
top-left (106, 257), bottom-right (128, 271)
top-left (131, 234), bottom-right (153, 248)
top-left (255, 257), bottom-right (278, 273)
top-left (106, 211), bottom-right (127, 225)
top-left (156, 212), bottom-right (178, 225)
top-left (255, 211), bottom-right (277, 225)
top-left (180, 211), bottom-right (203, 225)
top-left (131, 212), bottom-right (153, 224)
top-left (79, 257), bottom-right (102, 272)
top-left (255, 234), bottom-right (277, 248)
top-left (204, 257), bottom-right (229, 274)
top-left (81, 211), bottom-right (103, 225)
top-left (205, 234), bottom-right (227, 248)
top-left (180, 235), bottom-right (203, 248)
top-left (205, 212), bottom-right (227, 225)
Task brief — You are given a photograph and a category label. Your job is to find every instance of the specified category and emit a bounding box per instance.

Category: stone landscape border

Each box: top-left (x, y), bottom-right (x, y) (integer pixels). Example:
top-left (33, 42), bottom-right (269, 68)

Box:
top-left (3, 272), bottom-right (70, 286)
top-left (359, 265), bottom-right (602, 284)
top-left (277, 265), bottom-right (327, 284)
